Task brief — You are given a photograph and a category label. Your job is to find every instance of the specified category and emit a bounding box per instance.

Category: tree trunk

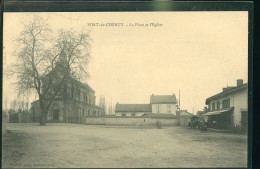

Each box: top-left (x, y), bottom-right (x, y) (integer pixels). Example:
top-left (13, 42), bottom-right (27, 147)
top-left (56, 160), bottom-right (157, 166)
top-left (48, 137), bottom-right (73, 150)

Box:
top-left (39, 99), bottom-right (46, 126)
top-left (40, 110), bottom-right (46, 126)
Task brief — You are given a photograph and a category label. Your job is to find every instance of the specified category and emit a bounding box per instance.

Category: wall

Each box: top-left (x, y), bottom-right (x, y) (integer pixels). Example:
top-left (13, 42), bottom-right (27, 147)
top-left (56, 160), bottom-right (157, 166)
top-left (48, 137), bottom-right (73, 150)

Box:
top-left (208, 96), bottom-right (233, 111)
top-left (152, 104), bottom-right (176, 115)
top-left (2, 113), bottom-right (8, 136)
top-left (233, 88), bottom-right (248, 125)
top-left (32, 97), bottom-right (104, 123)
top-left (179, 116), bottom-right (192, 126)
top-left (19, 113), bottom-right (31, 123)
top-left (85, 117), bottom-right (178, 126)
top-left (115, 112), bottom-right (149, 117)
top-left (207, 88), bottom-right (247, 126)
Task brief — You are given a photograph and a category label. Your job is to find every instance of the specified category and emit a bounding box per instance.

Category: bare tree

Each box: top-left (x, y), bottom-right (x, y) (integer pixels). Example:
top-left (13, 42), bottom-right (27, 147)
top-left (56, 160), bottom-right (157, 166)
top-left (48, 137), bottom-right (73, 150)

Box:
top-left (8, 15), bottom-right (91, 125)
top-left (10, 100), bottom-right (18, 111)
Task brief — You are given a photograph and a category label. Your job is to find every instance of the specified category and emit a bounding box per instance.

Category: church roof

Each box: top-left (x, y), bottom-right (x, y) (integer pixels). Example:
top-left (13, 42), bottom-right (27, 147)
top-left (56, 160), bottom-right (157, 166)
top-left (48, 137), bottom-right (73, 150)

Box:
top-left (115, 104), bottom-right (152, 112)
top-left (70, 77), bottom-right (95, 93)
top-left (150, 95), bottom-right (177, 104)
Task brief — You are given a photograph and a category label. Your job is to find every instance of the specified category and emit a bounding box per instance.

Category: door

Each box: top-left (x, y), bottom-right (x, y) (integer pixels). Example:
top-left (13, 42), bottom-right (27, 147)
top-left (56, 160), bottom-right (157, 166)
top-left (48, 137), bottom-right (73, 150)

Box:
top-left (53, 109), bottom-right (59, 120)
top-left (241, 111), bottom-right (248, 132)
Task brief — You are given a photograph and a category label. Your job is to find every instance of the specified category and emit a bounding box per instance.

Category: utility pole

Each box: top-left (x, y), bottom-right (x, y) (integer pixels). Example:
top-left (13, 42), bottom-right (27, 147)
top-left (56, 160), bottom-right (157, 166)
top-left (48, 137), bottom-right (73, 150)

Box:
top-left (177, 89), bottom-right (181, 112)
top-left (179, 89), bottom-right (180, 109)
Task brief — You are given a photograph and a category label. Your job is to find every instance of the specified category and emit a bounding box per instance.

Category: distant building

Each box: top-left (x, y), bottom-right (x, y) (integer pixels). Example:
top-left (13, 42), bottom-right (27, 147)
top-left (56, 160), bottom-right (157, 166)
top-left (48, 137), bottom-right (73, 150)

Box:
top-left (150, 94), bottom-right (177, 115)
top-left (115, 104), bottom-right (151, 117)
top-left (31, 50), bottom-right (104, 123)
top-left (179, 110), bottom-right (193, 117)
top-left (178, 110), bottom-right (193, 126)
top-left (115, 94), bottom-right (177, 117)
top-left (196, 111), bottom-right (205, 116)
top-left (204, 79), bottom-right (248, 130)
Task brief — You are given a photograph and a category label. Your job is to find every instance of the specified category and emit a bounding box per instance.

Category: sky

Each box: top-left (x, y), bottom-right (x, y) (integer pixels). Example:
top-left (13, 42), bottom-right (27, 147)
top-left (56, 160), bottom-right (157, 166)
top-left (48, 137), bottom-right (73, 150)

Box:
top-left (3, 12), bottom-right (248, 114)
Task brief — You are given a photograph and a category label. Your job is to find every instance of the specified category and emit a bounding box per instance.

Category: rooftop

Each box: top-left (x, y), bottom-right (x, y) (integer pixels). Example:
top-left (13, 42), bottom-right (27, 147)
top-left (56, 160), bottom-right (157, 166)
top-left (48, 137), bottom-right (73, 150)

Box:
top-left (115, 104), bottom-right (152, 112)
top-left (180, 110), bottom-right (193, 117)
top-left (206, 80), bottom-right (247, 105)
top-left (70, 77), bottom-right (95, 93)
top-left (150, 94), bottom-right (177, 104)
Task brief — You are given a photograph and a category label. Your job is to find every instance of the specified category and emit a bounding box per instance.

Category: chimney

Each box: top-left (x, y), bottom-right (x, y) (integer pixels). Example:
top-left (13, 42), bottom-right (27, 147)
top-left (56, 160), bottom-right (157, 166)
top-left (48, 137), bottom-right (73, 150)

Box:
top-left (237, 79), bottom-right (243, 86)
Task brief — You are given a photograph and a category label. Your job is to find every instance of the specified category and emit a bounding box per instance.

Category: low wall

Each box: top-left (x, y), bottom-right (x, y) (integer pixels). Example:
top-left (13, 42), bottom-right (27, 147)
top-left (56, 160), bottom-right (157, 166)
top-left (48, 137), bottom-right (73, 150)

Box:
top-left (85, 117), bottom-right (178, 126)
top-left (19, 113), bottom-right (31, 123)
top-left (179, 116), bottom-right (191, 126)
top-left (2, 113), bottom-right (8, 136)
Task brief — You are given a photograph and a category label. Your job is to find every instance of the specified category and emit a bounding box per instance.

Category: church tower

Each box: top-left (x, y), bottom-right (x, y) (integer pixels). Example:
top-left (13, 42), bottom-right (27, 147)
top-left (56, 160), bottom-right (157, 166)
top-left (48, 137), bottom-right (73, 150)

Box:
top-left (55, 49), bottom-right (69, 73)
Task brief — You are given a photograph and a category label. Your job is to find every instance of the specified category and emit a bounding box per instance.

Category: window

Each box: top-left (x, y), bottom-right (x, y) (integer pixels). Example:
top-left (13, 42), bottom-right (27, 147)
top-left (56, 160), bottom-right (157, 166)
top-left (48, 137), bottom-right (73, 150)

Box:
top-left (122, 113), bottom-right (126, 117)
top-left (156, 105), bottom-right (160, 113)
top-left (77, 89), bottom-right (80, 100)
top-left (167, 104), bottom-right (171, 113)
top-left (79, 109), bottom-right (81, 117)
top-left (222, 99), bottom-right (230, 108)
top-left (212, 102), bottom-right (215, 110)
top-left (217, 101), bottom-right (220, 110)
top-left (131, 113), bottom-right (135, 117)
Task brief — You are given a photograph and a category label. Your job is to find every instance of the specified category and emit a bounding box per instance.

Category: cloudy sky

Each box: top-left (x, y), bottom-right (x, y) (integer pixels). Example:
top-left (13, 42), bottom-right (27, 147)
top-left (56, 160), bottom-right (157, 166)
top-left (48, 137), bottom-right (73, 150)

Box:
top-left (3, 12), bottom-right (248, 113)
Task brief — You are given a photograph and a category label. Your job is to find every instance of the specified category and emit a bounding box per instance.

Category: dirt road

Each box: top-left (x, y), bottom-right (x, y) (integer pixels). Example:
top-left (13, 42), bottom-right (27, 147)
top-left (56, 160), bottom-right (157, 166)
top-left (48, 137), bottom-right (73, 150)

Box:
top-left (2, 123), bottom-right (247, 168)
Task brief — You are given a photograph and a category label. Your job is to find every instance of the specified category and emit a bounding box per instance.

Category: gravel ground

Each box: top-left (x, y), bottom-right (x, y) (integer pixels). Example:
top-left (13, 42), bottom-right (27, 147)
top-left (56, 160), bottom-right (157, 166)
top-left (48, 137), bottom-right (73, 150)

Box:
top-left (2, 123), bottom-right (247, 168)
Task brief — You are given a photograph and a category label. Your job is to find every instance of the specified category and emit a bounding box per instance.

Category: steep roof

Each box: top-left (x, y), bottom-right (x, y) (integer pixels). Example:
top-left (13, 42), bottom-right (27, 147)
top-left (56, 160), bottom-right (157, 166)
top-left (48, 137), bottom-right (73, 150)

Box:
top-left (70, 77), bottom-right (95, 93)
top-left (150, 95), bottom-right (177, 104)
top-left (205, 83), bottom-right (248, 105)
top-left (115, 104), bottom-right (152, 112)
top-left (180, 110), bottom-right (193, 116)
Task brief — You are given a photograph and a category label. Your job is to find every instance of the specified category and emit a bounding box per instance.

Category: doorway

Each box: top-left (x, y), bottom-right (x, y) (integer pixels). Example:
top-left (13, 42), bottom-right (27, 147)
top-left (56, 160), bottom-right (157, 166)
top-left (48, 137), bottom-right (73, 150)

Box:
top-left (53, 109), bottom-right (60, 120)
top-left (241, 111), bottom-right (248, 132)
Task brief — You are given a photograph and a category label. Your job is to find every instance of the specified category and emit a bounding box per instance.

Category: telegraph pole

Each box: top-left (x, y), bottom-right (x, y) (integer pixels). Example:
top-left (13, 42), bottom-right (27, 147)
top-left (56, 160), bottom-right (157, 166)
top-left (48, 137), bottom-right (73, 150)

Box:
top-left (179, 89), bottom-right (180, 109)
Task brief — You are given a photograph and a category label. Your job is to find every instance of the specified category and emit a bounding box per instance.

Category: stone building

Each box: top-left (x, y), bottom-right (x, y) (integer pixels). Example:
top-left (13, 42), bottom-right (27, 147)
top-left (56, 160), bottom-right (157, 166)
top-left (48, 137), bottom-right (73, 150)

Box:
top-left (178, 110), bottom-right (193, 126)
top-left (31, 51), bottom-right (104, 123)
top-left (204, 79), bottom-right (248, 130)
top-left (150, 94), bottom-right (177, 115)
top-left (115, 104), bottom-right (151, 117)
top-left (115, 94), bottom-right (177, 117)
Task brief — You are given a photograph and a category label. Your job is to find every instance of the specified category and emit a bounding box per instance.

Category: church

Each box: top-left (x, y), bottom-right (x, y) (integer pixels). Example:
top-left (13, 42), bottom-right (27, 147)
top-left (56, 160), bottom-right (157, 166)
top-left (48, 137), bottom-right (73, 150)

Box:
top-left (31, 51), bottom-right (104, 123)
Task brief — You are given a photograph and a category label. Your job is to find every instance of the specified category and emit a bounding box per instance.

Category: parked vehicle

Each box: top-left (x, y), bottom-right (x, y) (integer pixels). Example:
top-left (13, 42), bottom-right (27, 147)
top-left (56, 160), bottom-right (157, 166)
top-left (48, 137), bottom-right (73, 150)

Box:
top-left (188, 115), bottom-right (207, 131)
top-left (188, 116), bottom-right (200, 129)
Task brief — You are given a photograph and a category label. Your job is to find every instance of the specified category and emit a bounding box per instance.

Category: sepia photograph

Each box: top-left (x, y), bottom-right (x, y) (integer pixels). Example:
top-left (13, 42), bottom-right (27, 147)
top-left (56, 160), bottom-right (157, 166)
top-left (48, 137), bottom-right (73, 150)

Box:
top-left (2, 11), bottom-right (249, 168)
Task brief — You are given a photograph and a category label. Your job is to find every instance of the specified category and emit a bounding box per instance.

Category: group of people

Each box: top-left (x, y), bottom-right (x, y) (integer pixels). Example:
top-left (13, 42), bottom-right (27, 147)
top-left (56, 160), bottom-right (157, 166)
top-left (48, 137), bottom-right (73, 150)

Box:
top-left (188, 116), bottom-right (208, 131)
